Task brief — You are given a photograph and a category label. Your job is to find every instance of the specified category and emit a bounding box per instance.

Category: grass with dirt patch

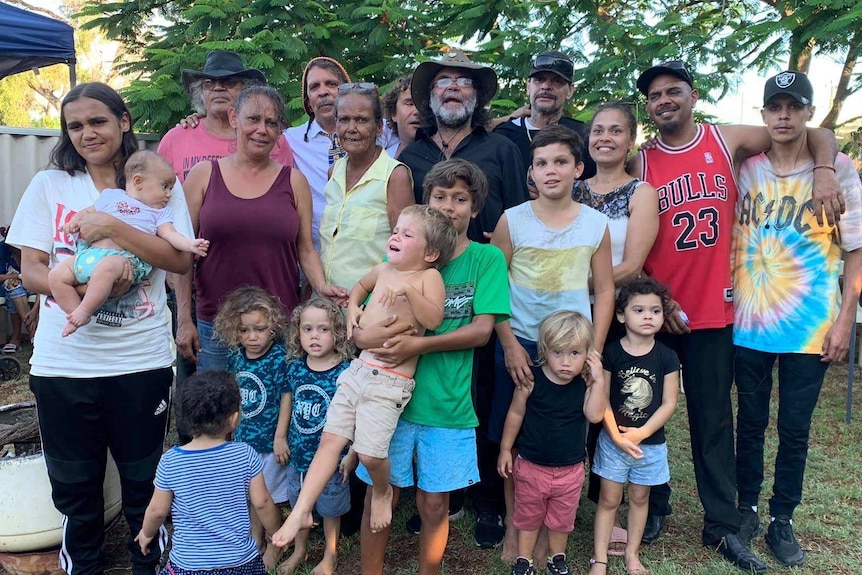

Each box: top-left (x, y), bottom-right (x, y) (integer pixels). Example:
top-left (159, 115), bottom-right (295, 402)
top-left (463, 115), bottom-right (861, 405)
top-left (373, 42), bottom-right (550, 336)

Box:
top-left (3, 344), bottom-right (861, 575)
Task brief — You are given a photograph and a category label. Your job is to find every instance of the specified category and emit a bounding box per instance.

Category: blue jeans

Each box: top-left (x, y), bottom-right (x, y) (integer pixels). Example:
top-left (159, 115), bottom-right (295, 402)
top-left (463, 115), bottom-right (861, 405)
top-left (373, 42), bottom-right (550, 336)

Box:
top-left (196, 318), bottom-right (229, 372)
top-left (735, 346), bottom-right (828, 518)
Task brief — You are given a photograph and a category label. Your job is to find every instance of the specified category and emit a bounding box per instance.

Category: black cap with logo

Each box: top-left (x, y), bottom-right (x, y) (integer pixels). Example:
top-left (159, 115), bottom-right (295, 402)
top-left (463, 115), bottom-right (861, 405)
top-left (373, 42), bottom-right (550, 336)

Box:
top-left (763, 71), bottom-right (813, 106)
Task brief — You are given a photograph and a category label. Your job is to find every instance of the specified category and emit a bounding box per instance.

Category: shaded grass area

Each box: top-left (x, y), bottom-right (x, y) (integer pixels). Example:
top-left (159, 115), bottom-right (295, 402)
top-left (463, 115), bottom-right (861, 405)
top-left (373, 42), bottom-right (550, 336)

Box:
top-left (2, 350), bottom-right (860, 574)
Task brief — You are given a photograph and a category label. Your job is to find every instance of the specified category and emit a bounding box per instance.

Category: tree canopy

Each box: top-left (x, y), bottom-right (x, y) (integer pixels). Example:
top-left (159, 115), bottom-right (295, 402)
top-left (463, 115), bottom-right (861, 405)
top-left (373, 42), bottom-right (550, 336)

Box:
top-left (76, 0), bottom-right (862, 134)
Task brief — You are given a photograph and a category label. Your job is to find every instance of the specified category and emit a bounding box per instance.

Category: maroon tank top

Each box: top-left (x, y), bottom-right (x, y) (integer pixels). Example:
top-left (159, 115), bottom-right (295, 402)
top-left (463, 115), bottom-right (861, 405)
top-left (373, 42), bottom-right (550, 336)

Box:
top-left (195, 160), bottom-right (300, 320)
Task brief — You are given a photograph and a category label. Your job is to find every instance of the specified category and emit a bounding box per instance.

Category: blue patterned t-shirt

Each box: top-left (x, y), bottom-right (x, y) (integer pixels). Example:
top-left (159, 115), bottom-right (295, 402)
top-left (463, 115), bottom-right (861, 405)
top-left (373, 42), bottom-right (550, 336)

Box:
top-left (231, 341), bottom-right (288, 454)
top-left (286, 357), bottom-right (350, 473)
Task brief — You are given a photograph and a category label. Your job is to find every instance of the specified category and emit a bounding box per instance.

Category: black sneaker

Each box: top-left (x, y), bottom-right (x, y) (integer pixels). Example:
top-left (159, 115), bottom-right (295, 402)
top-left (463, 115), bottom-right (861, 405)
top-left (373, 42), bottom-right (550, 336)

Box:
top-left (738, 506), bottom-right (763, 545)
top-left (511, 557), bottom-right (535, 575)
top-left (765, 515), bottom-right (805, 567)
top-left (546, 553), bottom-right (571, 575)
top-left (474, 510), bottom-right (505, 548)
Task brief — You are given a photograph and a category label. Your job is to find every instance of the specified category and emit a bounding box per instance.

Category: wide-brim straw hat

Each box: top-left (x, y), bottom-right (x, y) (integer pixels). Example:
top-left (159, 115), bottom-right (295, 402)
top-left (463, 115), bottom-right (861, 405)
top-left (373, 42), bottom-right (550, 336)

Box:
top-left (182, 50), bottom-right (266, 94)
top-left (411, 47), bottom-right (498, 118)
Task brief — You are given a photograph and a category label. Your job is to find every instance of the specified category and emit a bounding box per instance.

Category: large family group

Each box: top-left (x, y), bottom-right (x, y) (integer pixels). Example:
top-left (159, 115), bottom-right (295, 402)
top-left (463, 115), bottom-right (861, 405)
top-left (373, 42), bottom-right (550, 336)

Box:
top-left (7, 44), bottom-right (861, 575)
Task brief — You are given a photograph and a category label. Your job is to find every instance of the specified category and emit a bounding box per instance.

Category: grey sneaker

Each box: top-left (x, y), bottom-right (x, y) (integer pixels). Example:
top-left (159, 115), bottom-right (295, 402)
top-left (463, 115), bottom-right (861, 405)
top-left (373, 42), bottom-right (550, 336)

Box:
top-left (546, 553), bottom-right (571, 575)
top-left (738, 505), bottom-right (763, 545)
top-left (511, 557), bottom-right (535, 575)
top-left (765, 515), bottom-right (805, 567)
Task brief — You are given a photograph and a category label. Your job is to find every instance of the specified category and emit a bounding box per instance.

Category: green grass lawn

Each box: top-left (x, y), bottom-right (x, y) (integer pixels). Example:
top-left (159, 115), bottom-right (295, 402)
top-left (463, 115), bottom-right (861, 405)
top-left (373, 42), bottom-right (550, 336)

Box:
top-left (3, 345), bottom-right (860, 575)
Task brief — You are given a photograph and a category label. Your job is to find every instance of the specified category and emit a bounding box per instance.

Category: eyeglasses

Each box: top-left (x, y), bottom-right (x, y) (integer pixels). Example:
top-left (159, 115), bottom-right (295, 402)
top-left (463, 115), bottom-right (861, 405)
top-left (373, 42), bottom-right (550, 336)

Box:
top-left (531, 55), bottom-right (574, 80)
top-left (201, 77), bottom-right (243, 90)
top-left (338, 82), bottom-right (379, 94)
top-left (433, 77), bottom-right (474, 89)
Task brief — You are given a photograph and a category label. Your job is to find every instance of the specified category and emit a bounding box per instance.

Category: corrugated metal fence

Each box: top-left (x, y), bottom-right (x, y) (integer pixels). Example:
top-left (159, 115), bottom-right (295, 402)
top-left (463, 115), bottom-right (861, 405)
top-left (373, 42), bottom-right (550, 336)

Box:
top-left (0, 127), bottom-right (159, 227)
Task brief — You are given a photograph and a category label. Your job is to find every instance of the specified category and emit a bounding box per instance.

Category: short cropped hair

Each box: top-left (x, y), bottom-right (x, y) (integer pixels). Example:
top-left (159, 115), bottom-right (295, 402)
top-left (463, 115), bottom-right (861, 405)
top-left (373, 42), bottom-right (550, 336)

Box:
top-left (615, 277), bottom-right (673, 316)
top-left (530, 124), bottom-right (583, 164)
top-left (180, 370), bottom-right (241, 438)
top-left (122, 150), bottom-right (173, 183)
top-left (213, 285), bottom-right (286, 349)
top-left (537, 310), bottom-right (595, 365)
top-left (421, 158), bottom-right (488, 214)
top-left (287, 297), bottom-right (353, 361)
top-left (399, 204), bottom-right (458, 269)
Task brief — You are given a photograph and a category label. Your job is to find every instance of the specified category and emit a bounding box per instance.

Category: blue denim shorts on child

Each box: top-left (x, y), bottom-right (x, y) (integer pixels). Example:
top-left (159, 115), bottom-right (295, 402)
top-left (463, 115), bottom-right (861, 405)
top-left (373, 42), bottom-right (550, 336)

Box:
top-left (592, 429), bottom-right (670, 486)
top-left (286, 465), bottom-right (350, 519)
top-left (356, 419), bottom-right (479, 493)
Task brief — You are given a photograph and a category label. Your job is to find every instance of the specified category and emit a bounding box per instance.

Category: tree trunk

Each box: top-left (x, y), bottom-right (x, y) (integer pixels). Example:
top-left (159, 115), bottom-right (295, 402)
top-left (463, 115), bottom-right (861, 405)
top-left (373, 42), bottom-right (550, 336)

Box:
top-left (820, 39), bottom-right (860, 130)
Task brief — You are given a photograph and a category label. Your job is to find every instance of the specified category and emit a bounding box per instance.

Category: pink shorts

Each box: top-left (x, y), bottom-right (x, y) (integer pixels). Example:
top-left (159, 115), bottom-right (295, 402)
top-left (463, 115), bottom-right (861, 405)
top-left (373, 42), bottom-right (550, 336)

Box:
top-left (512, 456), bottom-right (585, 533)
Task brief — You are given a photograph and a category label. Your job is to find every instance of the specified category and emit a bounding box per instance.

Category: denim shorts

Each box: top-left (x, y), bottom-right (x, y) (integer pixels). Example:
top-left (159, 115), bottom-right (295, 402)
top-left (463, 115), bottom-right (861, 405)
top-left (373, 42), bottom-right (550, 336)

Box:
top-left (356, 418), bottom-right (479, 493)
top-left (3, 281), bottom-right (28, 312)
top-left (196, 318), bottom-right (229, 371)
top-left (592, 429), bottom-right (670, 486)
top-left (286, 465), bottom-right (350, 519)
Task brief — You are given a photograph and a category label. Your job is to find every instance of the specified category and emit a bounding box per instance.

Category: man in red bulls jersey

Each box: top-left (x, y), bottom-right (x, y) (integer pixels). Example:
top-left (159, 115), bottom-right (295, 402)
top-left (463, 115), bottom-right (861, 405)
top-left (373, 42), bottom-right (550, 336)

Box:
top-left (627, 60), bottom-right (843, 573)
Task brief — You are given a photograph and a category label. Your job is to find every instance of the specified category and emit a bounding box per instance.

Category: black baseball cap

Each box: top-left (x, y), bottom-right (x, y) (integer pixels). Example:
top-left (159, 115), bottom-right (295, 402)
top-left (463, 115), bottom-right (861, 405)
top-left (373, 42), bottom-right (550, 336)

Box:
top-left (763, 71), bottom-right (813, 106)
top-left (529, 50), bottom-right (574, 84)
top-left (636, 60), bottom-right (694, 95)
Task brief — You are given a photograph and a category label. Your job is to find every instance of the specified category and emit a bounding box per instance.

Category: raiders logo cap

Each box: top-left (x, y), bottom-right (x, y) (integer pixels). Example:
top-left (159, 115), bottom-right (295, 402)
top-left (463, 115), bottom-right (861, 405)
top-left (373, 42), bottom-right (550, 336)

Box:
top-left (763, 71), bottom-right (813, 106)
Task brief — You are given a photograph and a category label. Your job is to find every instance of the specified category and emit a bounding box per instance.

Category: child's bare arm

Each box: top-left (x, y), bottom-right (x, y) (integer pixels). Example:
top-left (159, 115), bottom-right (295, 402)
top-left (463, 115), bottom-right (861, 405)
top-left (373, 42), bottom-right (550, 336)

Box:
top-left (273, 392), bottom-right (292, 466)
top-left (582, 352), bottom-right (608, 423)
top-left (249, 472), bottom-right (282, 538)
top-left (134, 488), bottom-right (172, 554)
top-left (497, 386), bottom-right (530, 479)
top-left (400, 268), bottom-right (445, 330)
top-left (590, 228), bottom-right (615, 353)
top-left (619, 369), bottom-right (680, 445)
top-left (157, 223), bottom-right (209, 257)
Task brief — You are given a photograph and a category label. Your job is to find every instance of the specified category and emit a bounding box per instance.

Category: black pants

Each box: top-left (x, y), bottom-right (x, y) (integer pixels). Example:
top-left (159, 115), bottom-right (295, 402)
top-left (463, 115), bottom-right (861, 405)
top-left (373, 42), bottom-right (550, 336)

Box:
top-left (655, 327), bottom-right (741, 544)
top-left (470, 334), bottom-right (503, 517)
top-left (168, 290), bottom-right (196, 444)
top-left (30, 369), bottom-right (173, 575)
top-left (735, 347), bottom-right (827, 518)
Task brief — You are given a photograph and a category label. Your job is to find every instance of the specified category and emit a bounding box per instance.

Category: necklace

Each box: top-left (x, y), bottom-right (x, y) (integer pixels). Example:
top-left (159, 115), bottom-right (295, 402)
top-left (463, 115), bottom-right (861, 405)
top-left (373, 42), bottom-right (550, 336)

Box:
top-left (436, 127), bottom-right (469, 156)
top-left (346, 146), bottom-right (382, 188)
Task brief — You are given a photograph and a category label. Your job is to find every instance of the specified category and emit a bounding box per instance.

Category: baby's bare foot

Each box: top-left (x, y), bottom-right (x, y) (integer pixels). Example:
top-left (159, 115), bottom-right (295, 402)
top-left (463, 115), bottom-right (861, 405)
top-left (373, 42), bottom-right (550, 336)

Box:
top-left (369, 484), bottom-right (394, 533)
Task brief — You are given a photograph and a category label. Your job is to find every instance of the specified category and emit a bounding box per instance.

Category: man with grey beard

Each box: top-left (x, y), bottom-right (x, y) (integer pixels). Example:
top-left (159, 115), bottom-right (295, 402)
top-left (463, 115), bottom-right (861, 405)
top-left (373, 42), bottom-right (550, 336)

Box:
top-left (399, 48), bottom-right (528, 243)
top-left (494, 50), bottom-right (596, 182)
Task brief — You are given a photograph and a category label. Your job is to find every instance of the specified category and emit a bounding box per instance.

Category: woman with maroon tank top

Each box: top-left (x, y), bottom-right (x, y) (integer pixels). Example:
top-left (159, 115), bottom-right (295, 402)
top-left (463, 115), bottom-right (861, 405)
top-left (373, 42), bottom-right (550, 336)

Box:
top-left (177, 85), bottom-right (348, 370)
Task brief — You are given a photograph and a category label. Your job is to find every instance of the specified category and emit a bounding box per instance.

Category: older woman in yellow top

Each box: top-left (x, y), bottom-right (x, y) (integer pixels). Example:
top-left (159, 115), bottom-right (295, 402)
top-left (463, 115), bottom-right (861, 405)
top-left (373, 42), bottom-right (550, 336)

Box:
top-left (319, 83), bottom-right (414, 295)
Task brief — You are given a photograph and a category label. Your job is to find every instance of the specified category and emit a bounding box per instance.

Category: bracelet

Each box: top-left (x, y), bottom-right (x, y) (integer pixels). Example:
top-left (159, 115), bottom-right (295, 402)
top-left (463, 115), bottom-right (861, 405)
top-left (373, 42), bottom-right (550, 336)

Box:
top-left (813, 165), bottom-right (836, 172)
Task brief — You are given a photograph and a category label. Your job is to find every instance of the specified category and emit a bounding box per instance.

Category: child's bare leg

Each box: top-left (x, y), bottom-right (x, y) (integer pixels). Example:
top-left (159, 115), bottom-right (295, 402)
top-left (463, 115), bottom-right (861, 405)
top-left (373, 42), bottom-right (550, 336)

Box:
top-left (516, 526), bottom-right (540, 564)
top-left (416, 489), bottom-right (449, 575)
top-left (591, 478), bottom-right (623, 574)
top-left (625, 484), bottom-right (650, 575)
top-left (501, 473), bottom-right (518, 563)
top-left (533, 525), bottom-right (549, 565)
top-left (48, 259), bottom-right (82, 315)
top-left (547, 529), bottom-right (569, 557)
top-left (360, 484), bottom-right (401, 575)
top-left (358, 453), bottom-right (393, 533)
top-left (64, 255), bottom-right (127, 335)
top-left (250, 507), bottom-right (266, 554)
top-left (310, 516), bottom-right (340, 575)
top-left (278, 527), bottom-right (309, 574)
top-left (271, 432), bottom-right (348, 547)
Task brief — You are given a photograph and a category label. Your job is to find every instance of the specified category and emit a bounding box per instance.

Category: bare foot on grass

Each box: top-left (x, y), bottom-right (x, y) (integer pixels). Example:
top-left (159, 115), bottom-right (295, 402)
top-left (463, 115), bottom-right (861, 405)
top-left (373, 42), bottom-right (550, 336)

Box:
top-left (262, 543), bottom-right (282, 570)
top-left (277, 546), bottom-right (308, 575)
top-left (369, 484), bottom-right (393, 533)
top-left (310, 551), bottom-right (337, 575)
top-left (500, 521), bottom-right (518, 564)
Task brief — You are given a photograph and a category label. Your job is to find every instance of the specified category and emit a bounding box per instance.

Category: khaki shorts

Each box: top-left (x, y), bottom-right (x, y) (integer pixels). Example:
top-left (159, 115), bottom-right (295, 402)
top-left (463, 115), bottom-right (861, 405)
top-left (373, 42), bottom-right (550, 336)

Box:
top-left (324, 358), bottom-right (415, 459)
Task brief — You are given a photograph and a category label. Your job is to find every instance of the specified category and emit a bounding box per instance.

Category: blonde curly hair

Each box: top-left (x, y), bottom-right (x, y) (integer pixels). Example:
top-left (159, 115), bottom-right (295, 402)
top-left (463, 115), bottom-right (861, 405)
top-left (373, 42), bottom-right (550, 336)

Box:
top-left (213, 286), bottom-right (286, 349)
top-left (287, 297), bottom-right (353, 361)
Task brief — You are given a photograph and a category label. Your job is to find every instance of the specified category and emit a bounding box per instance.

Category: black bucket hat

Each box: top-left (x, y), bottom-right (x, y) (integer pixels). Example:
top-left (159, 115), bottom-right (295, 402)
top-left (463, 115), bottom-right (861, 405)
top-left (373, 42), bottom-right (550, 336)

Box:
top-left (182, 50), bottom-right (266, 94)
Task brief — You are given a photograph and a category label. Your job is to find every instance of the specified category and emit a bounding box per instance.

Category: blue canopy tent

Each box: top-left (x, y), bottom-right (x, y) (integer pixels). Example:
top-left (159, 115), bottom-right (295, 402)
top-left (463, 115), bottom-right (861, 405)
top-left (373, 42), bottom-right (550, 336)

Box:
top-left (0, 2), bottom-right (76, 85)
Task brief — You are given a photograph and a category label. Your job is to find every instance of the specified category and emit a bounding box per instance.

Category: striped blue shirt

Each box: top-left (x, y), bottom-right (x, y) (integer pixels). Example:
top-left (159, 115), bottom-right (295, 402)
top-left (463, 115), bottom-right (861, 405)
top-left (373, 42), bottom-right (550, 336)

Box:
top-left (154, 442), bottom-right (263, 569)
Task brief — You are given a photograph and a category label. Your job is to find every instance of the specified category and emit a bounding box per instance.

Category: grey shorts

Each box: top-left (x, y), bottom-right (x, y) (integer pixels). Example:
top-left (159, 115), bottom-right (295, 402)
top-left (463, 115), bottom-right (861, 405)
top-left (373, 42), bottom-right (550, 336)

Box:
top-left (286, 465), bottom-right (350, 519)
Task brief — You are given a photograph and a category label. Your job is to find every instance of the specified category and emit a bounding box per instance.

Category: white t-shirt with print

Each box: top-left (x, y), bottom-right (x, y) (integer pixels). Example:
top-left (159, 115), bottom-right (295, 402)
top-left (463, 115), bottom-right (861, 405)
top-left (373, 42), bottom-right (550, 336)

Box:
top-left (8, 169), bottom-right (194, 378)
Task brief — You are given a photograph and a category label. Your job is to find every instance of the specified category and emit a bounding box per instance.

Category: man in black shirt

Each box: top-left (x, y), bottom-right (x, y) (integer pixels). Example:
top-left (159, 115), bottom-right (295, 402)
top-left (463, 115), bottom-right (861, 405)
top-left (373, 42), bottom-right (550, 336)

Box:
top-left (399, 48), bottom-right (529, 243)
top-left (494, 50), bottom-right (596, 185)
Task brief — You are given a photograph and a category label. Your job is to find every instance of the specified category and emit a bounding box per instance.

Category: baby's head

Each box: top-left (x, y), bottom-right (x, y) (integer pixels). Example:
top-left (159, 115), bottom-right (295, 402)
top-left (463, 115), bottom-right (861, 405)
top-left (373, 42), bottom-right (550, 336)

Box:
top-left (180, 370), bottom-right (241, 438)
top-left (615, 277), bottom-right (672, 334)
top-left (123, 150), bottom-right (177, 209)
top-left (537, 310), bottom-right (595, 382)
top-left (213, 285), bottom-right (286, 350)
top-left (287, 297), bottom-right (353, 360)
top-left (389, 205), bottom-right (458, 270)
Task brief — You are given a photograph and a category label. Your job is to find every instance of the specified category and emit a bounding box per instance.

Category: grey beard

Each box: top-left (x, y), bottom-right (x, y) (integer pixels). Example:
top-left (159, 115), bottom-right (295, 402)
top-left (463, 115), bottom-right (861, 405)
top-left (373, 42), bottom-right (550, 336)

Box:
top-left (531, 96), bottom-right (562, 116)
top-left (431, 92), bottom-right (477, 128)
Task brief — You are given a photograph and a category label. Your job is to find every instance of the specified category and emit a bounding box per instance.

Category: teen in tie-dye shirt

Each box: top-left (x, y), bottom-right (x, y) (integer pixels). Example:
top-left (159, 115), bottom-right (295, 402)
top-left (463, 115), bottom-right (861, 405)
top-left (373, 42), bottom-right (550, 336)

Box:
top-left (732, 70), bottom-right (862, 569)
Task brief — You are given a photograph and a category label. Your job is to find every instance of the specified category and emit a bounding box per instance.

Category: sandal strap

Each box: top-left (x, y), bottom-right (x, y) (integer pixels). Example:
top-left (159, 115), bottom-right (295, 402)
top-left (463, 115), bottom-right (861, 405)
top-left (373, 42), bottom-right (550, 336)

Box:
top-left (590, 559), bottom-right (607, 565)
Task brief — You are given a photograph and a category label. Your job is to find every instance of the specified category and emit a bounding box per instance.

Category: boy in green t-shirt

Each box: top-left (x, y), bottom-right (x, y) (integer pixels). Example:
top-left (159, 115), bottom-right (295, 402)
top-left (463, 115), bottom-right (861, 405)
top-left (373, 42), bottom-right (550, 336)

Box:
top-left (354, 158), bottom-right (511, 575)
